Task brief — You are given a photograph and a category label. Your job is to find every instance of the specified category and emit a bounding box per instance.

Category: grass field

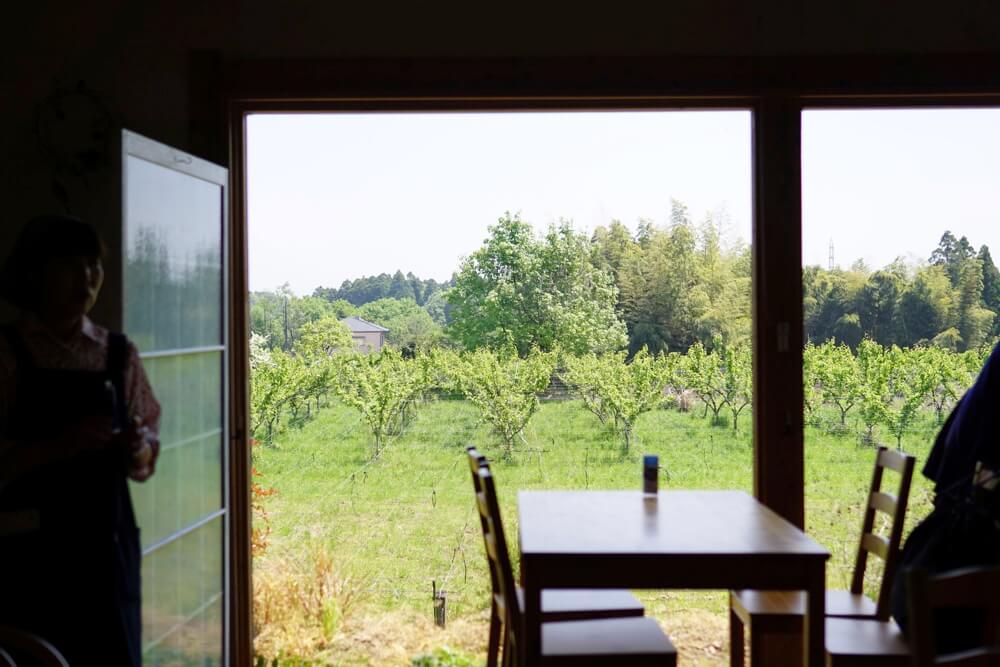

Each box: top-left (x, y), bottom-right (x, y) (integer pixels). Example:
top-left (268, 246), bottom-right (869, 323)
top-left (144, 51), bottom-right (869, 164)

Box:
top-left (252, 397), bottom-right (940, 666)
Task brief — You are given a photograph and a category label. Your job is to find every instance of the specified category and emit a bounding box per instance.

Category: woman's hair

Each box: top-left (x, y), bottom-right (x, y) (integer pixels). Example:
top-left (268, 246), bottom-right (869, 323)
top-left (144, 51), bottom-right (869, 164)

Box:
top-left (0, 215), bottom-right (107, 310)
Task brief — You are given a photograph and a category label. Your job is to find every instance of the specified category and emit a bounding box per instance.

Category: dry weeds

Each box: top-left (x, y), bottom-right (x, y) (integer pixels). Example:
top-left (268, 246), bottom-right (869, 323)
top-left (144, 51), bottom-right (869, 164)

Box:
top-left (254, 552), bottom-right (734, 667)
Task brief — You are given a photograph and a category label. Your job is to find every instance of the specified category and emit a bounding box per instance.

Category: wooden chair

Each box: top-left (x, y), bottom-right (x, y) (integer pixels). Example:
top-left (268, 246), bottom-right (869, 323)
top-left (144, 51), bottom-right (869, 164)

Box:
top-left (907, 566), bottom-right (1000, 666)
top-left (475, 462), bottom-right (677, 666)
top-left (466, 447), bottom-right (646, 667)
top-left (0, 627), bottom-right (69, 667)
top-left (824, 617), bottom-right (911, 667)
top-left (729, 446), bottom-right (916, 667)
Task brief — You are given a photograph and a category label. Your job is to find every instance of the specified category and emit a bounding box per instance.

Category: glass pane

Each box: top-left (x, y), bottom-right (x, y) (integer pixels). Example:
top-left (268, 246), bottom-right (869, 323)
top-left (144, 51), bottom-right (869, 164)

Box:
top-left (141, 352), bottom-right (222, 446)
top-left (131, 351), bottom-right (223, 547)
top-left (802, 109), bottom-right (1000, 597)
top-left (125, 155), bottom-right (223, 352)
top-left (131, 431), bottom-right (222, 548)
top-left (142, 517), bottom-right (223, 666)
top-left (247, 111), bottom-right (754, 662)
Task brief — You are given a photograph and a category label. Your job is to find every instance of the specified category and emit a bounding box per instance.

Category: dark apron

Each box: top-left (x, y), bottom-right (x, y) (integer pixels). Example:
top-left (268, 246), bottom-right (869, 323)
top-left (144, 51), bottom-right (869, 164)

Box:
top-left (0, 327), bottom-right (141, 666)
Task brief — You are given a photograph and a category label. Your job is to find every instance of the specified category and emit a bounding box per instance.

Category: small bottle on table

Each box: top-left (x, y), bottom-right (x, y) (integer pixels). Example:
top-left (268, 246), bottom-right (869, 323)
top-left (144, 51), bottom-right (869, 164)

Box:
top-left (643, 454), bottom-right (658, 495)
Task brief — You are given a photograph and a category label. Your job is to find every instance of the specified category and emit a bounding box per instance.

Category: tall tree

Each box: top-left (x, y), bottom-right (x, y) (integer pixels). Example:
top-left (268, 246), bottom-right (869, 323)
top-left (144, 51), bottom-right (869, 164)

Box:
top-left (619, 221), bottom-right (700, 354)
top-left (856, 270), bottom-right (902, 346)
top-left (803, 269), bottom-right (866, 347)
top-left (955, 258), bottom-right (995, 350)
top-left (447, 214), bottom-right (627, 355)
top-left (591, 220), bottom-right (636, 286)
top-left (670, 198), bottom-right (691, 227)
top-left (897, 265), bottom-right (954, 346)
top-left (930, 230), bottom-right (975, 285)
top-left (979, 245), bottom-right (1000, 337)
top-left (388, 270), bottom-right (417, 301)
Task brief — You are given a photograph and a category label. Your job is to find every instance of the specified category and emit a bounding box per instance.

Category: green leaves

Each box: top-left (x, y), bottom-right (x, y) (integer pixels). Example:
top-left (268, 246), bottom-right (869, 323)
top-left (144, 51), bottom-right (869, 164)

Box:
top-left (617, 215), bottom-right (752, 355)
top-left (446, 214), bottom-right (627, 356)
top-left (444, 347), bottom-right (555, 456)
top-left (297, 316), bottom-right (355, 361)
top-left (881, 345), bottom-right (935, 449)
top-left (823, 339), bottom-right (975, 448)
top-left (330, 347), bottom-right (434, 457)
top-left (250, 344), bottom-right (307, 443)
top-left (679, 341), bottom-right (726, 423)
top-left (561, 349), bottom-right (676, 451)
top-left (813, 341), bottom-right (862, 426)
top-left (678, 340), bottom-right (751, 431)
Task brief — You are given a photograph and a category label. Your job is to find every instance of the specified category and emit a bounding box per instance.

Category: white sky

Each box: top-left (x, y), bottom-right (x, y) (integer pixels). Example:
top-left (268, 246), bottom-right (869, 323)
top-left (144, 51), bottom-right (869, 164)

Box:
top-left (247, 109), bottom-right (1000, 295)
top-left (803, 109), bottom-right (1000, 273)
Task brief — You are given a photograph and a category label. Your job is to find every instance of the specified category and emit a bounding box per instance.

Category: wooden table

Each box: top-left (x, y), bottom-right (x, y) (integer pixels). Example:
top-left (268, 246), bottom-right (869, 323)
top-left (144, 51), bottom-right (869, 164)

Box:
top-left (518, 490), bottom-right (830, 666)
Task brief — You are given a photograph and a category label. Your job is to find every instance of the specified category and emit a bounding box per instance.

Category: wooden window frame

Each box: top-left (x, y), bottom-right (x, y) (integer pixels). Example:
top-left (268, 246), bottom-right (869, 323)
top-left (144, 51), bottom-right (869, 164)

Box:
top-left (185, 53), bottom-right (1000, 664)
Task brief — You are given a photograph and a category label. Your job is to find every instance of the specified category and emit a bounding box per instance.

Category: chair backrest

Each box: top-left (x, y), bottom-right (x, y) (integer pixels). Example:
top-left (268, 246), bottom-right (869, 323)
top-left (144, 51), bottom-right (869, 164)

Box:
top-left (467, 446), bottom-right (502, 598)
top-left (907, 566), bottom-right (1000, 667)
top-left (0, 627), bottom-right (69, 667)
top-left (477, 463), bottom-right (524, 663)
top-left (851, 446), bottom-right (916, 619)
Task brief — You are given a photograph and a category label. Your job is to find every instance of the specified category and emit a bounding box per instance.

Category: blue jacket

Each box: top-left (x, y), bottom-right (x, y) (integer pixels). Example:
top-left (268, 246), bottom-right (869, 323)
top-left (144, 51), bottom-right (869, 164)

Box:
top-left (923, 341), bottom-right (1000, 496)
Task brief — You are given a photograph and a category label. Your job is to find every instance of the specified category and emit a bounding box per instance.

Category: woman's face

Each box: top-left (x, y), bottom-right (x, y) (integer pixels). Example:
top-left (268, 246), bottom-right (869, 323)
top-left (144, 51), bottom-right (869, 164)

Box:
top-left (37, 255), bottom-right (104, 320)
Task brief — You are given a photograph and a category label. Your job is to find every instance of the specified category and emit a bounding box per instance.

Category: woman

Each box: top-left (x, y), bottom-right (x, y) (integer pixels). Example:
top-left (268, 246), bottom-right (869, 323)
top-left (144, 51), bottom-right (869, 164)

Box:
top-left (0, 215), bottom-right (160, 666)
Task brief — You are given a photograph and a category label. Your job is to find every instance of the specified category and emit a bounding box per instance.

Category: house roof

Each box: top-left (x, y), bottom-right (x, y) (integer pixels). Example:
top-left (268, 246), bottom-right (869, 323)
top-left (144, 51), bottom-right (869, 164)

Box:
top-left (341, 316), bottom-right (389, 333)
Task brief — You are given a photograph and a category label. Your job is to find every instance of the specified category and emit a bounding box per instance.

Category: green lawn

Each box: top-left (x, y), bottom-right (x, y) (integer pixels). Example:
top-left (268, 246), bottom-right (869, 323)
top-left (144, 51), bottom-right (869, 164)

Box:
top-left (253, 397), bottom-right (940, 665)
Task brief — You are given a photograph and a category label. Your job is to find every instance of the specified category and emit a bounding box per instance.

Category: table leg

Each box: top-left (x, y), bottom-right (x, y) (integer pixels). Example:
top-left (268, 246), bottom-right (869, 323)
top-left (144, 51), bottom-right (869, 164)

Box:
top-left (729, 607), bottom-right (744, 667)
top-left (803, 565), bottom-right (826, 667)
top-left (522, 569), bottom-right (542, 667)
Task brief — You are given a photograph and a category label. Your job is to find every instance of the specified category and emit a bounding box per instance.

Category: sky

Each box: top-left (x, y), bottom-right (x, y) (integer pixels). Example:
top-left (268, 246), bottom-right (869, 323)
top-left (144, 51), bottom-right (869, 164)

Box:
top-left (247, 109), bottom-right (1000, 295)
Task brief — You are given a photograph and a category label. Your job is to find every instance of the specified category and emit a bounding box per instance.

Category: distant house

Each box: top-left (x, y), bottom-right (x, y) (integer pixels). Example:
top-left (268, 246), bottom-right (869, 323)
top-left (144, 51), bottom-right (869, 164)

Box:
top-left (341, 316), bottom-right (389, 353)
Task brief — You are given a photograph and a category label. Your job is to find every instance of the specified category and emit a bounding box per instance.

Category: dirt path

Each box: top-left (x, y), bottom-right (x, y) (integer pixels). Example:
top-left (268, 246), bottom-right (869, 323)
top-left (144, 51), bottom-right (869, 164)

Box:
top-left (294, 607), bottom-right (733, 666)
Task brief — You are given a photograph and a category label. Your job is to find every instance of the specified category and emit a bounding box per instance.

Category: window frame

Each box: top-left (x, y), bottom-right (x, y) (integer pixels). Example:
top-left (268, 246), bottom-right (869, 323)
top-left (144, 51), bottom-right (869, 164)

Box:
top-left (196, 53), bottom-right (1000, 664)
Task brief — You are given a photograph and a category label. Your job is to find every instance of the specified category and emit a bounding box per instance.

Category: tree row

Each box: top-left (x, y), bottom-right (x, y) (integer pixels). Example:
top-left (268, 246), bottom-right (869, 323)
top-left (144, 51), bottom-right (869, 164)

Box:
top-left (251, 321), bottom-right (991, 457)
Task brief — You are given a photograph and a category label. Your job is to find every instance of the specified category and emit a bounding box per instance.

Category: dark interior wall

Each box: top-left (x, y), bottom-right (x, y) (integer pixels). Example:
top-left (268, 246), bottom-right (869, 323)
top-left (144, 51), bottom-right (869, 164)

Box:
top-left (3, 0), bottom-right (1000, 318)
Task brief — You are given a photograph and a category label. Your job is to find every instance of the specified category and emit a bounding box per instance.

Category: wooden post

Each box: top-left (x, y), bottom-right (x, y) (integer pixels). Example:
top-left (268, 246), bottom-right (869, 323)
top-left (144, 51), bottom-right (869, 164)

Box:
top-left (433, 580), bottom-right (447, 628)
top-left (752, 98), bottom-right (811, 667)
top-left (752, 98), bottom-right (805, 529)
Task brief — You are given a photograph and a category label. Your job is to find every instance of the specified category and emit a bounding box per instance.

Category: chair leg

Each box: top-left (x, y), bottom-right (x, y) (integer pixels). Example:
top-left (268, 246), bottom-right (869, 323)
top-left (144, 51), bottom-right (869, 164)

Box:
top-left (730, 608), bottom-right (745, 667)
top-left (487, 602), bottom-right (501, 667)
top-left (500, 613), bottom-right (512, 667)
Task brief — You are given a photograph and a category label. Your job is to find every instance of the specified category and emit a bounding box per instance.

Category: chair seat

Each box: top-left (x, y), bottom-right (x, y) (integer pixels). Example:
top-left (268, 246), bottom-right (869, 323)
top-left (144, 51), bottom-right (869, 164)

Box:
top-left (515, 587), bottom-right (645, 621)
top-left (731, 588), bottom-right (879, 626)
top-left (542, 617), bottom-right (677, 666)
top-left (825, 617), bottom-right (910, 667)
